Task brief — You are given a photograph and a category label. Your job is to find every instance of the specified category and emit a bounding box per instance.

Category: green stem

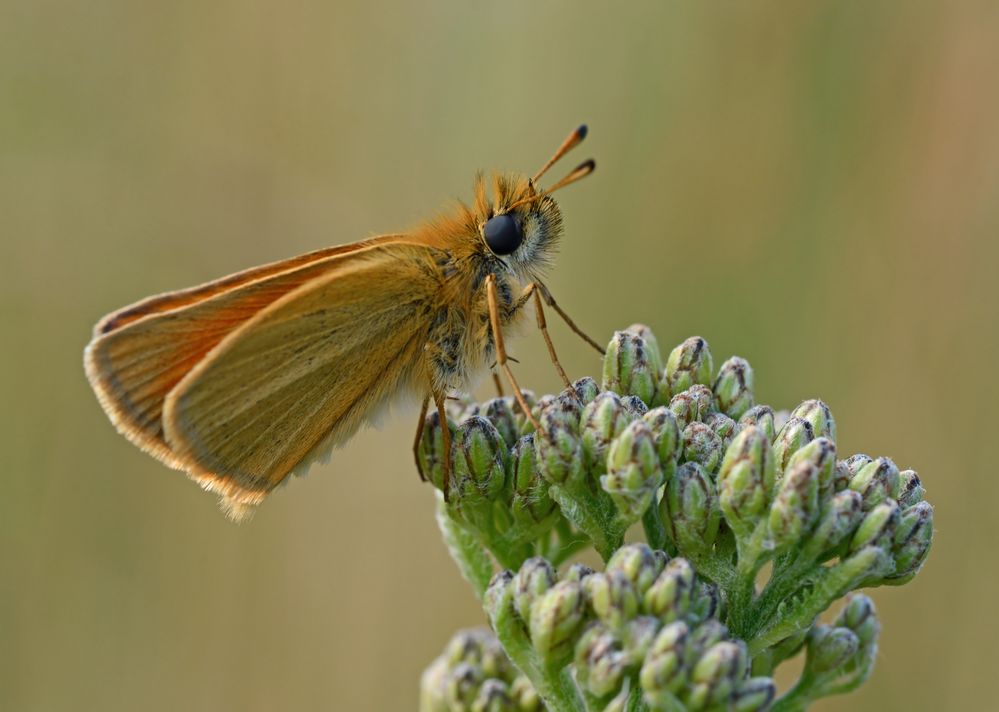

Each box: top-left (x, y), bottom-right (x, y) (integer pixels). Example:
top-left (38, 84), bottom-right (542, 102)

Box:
top-left (435, 497), bottom-right (494, 598)
top-left (641, 501), bottom-right (668, 551)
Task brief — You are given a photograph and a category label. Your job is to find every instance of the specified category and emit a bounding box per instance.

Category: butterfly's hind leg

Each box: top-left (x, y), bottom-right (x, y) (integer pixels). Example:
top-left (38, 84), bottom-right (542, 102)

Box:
top-left (432, 390), bottom-right (452, 500)
top-left (412, 394), bottom-right (430, 482)
top-left (534, 280), bottom-right (604, 355)
top-left (485, 274), bottom-right (541, 431)
top-left (518, 282), bottom-right (575, 395)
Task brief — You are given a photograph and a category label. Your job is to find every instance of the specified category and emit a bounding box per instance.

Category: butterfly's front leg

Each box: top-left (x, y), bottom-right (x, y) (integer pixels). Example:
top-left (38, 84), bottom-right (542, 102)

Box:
top-left (484, 274), bottom-right (541, 431)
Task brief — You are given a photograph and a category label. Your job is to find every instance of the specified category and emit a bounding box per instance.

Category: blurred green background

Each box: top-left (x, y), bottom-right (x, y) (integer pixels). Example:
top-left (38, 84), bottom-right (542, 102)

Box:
top-left (3, 1), bottom-right (997, 710)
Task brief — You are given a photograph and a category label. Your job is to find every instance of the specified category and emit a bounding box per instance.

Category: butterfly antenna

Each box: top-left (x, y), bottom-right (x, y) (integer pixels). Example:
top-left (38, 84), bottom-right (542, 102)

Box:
top-left (507, 158), bottom-right (596, 212)
top-left (532, 124), bottom-right (589, 183)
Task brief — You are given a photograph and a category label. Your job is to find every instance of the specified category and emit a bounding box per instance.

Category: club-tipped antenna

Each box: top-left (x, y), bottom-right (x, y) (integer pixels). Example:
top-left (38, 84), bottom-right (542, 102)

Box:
top-left (506, 159), bottom-right (596, 212)
top-left (532, 124), bottom-right (588, 183)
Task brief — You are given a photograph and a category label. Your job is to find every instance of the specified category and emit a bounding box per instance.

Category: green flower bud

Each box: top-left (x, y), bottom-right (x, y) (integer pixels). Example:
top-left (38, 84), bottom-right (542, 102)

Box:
top-left (849, 456), bottom-right (901, 510)
top-left (446, 662), bottom-right (482, 708)
top-left (790, 399), bottom-right (836, 441)
top-left (804, 489), bottom-right (864, 557)
top-left (691, 581), bottom-right (721, 623)
top-left (640, 621), bottom-right (690, 704)
top-left (564, 563), bottom-right (595, 583)
top-left (572, 376), bottom-right (600, 405)
top-left (509, 435), bottom-right (556, 525)
top-left (834, 594), bottom-right (880, 648)
top-left (510, 389), bottom-right (538, 435)
top-left (718, 426), bottom-right (778, 538)
top-left (669, 385), bottom-right (715, 428)
top-left (529, 580), bottom-right (588, 665)
top-left (622, 615), bottom-right (662, 664)
top-left (472, 679), bottom-right (514, 712)
top-left (607, 543), bottom-right (665, 596)
top-left (581, 392), bottom-right (634, 475)
top-left (535, 402), bottom-right (584, 486)
top-left (625, 323), bottom-right (665, 373)
top-left (732, 677), bottom-right (777, 712)
top-left (574, 623), bottom-right (625, 697)
top-left (832, 460), bottom-right (852, 491)
top-left (643, 558), bottom-right (696, 623)
top-left (443, 628), bottom-right (511, 677)
top-left (682, 422), bottom-right (724, 473)
top-left (484, 570), bottom-right (516, 626)
top-left (687, 641), bottom-right (748, 710)
top-left (603, 420), bottom-right (664, 520)
top-left (738, 405), bottom-right (776, 442)
top-left (684, 620), bottom-right (729, 668)
top-left (585, 571), bottom-right (640, 629)
top-left (622, 394), bottom-right (649, 417)
top-left (806, 624), bottom-right (860, 674)
top-left (453, 417), bottom-right (508, 501)
top-left (768, 459), bottom-right (821, 550)
top-left (420, 410), bottom-right (455, 494)
top-left (643, 407), bottom-right (682, 476)
top-left (897, 469), bottom-right (926, 508)
top-left (509, 676), bottom-right (541, 711)
top-left (705, 411), bottom-right (740, 448)
top-left (513, 557), bottom-right (556, 624)
top-left (786, 436), bottom-right (837, 495)
top-left (663, 336), bottom-right (714, 398)
top-left (888, 500), bottom-right (933, 580)
top-left (481, 397), bottom-right (519, 449)
top-left (842, 453), bottom-right (872, 484)
top-left (662, 462), bottom-right (722, 555)
top-left (603, 330), bottom-right (660, 406)
top-left (713, 356), bottom-right (755, 419)
top-left (772, 417), bottom-right (815, 472)
top-left (849, 500), bottom-right (901, 554)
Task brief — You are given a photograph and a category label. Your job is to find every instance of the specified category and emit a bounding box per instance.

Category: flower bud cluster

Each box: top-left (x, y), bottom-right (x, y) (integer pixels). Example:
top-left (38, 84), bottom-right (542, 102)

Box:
top-left (424, 325), bottom-right (933, 712)
top-left (421, 627), bottom-right (542, 712)
top-left (486, 544), bottom-right (775, 712)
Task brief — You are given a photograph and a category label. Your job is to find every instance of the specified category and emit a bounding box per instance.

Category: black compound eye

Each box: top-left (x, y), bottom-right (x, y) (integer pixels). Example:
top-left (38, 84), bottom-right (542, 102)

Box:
top-left (483, 214), bottom-right (523, 255)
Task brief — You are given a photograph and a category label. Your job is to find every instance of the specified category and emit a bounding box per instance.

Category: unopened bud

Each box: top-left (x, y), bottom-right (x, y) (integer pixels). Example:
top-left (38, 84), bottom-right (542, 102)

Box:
top-left (574, 623), bottom-right (624, 698)
top-left (603, 330), bottom-right (660, 406)
top-left (687, 641), bottom-right (748, 710)
top-left (509, 436), bottom-right (556, 525)
top-left (513, 557), bottom-right (556, 624)
top-left (481, 398), bottom-right (519, 449)
top-left (625, 324), bottom-right (665, 374)
top-left (581, 392), bottom-right (634, 476)
top-left (529, 580), bottom-right (588, 665)
top-left (453, 417), bottom-right (508, 501)
top-left (621, 395), bottom-right (649, 417)
top-left (790, 399), bottom-right (837, 441)
top-left (585, 571), bottom-right (640, 629)
top-left (804, 489), bottom-right (864, 557)
top-left (572, 376), bottom-right (600, 405)
top-left (888, 500), bottom-right (933, 580)
top-left (738, 405), bottom-right (776, 442)
top-left (705, 412), bottom-right (740, 448)
top-left (713, 356), bottom-right (755, 419)
top-left (834, 594), bottom-right (880, 648)
top-left (472, 679), bottom-right (514, 712)
top-left (643, 407), bottom-right (682, 476)
top-left (643, 558), bottom-right (696, 623)
top-left (564, 563), bottom-right (595, 583)
top-left (772, 417), bottom-right (815, 472)
top-left (640, 621), bottom-right (690, 704)
top-left (806, 624), bottom-right (859, 674)
top-left (682, 422), bottom-right (724, 473)
top-left (896, 469), bottom-right (926, 509)
top-left (668, 384), bottom-right (715, 428)
top-left (849, 456), bottom-right (901, 510)
top-left (663, 336), bottom-right (714, 398)
top-left (607, 543), bottom-right (664, 596)
top-left (732, 677), bottom-right (777, 712)
top-left (662, 462), bottom-right (722, 555)
top-left (768, 459), bottom-right (821, 550)
top-left (718, 426), bottom-right (778, 538)
top-left (786, 437), bottom-right (837, 495)
top-left (420, 410), bottom-right (455, 494)
top-left (849, 500), bottom-right (901, 554)
top-left (535, 403), bottom-right (583, 486)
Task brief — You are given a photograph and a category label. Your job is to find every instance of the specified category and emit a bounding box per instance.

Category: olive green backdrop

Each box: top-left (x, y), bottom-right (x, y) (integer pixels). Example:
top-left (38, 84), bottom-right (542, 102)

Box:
top-left (3, 1), bottom-right (997, 710)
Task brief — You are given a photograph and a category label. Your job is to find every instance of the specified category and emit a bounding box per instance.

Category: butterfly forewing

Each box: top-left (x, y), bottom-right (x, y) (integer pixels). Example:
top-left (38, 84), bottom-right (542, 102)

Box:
top-left (160, 242), bottom-right (443, 514)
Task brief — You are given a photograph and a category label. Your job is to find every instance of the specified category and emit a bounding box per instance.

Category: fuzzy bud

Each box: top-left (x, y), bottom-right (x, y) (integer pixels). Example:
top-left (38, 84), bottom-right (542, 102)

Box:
top-left (713, 356), bottom-right (755, 419)
top-left (687, 641), bottom-right (748, 710)
top-left (896, 469), bottom-right (926, 509)
top-left (772, 417), bottom-right (815, 472)
top-left (585, 571), bottom-right (640, 629)
top-left (420, 410), bottom-right (455, 494)
top-left (805, 624), bottom-right (860, 674)
top-left (535, 402), bottom-right (584, 486)
top-left (803, 489), bottom-right (864, 558)
top-left (888, 500), bottom-right (933, 580)
top-left (606, 543), bottom-right (664, 597)
top-left (643, 558), bottom-right (696, 623)
top-left (663, 336), bottom-right (714, 398)
top-left (662, 463), bottom-right (722, 555)
top-left (682, 422), bottom-right (724, 473)
top-left (768, 459), bottom-right (821, 550)
top-left (580, 392), bottom-right (634, 476)
top-left (513, 557), bottom-right (556, 624)
top-left (453, 417), bottom-right (508, 501)
top-left (509, 436), bottom-right (556, 525)
top-left (669, 385), bottom-right (715, 428)
top-left (849, 500), bottom-right (901, 554)
top-left (718, 426), bottom-right (778, 538)
top-left (603, 330), bottom-right (660, 406)
top-left (786, 436), bottom-right (837, 495)
top-left (640, 621), bottom-right (690, 704)
top-left (849, 456), bottom-right (901, 510)
top-left (789, 399), bottom-right (837, 441)
top-left (738, 405), bottom-right (776, 442)
top-left (643, 407), bottom-right (681, 478)
top-left (481, 398), bottom-right (520, 449)
top-left (529, 580), bottom-right (588, 666)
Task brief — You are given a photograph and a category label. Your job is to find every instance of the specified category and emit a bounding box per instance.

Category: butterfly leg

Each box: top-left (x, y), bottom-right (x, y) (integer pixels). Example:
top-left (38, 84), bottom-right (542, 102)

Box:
top-left (432, 389), bottom-right (452, 500)
top-left (412, 394), bottom-right (430, 482)
top-left (485, 274), bottom-right (541, 431)
top-left (520, 282), bottom-right (575, 394)
top-left (491, 371), bottom-right (505, 397)
top-left (534, 280), bottom-right (604, 355)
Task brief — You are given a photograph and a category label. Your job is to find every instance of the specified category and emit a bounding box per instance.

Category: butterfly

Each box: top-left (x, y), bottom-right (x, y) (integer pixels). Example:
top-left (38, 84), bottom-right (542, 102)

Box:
top-left (84, 125), bottom-right (600, 520)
